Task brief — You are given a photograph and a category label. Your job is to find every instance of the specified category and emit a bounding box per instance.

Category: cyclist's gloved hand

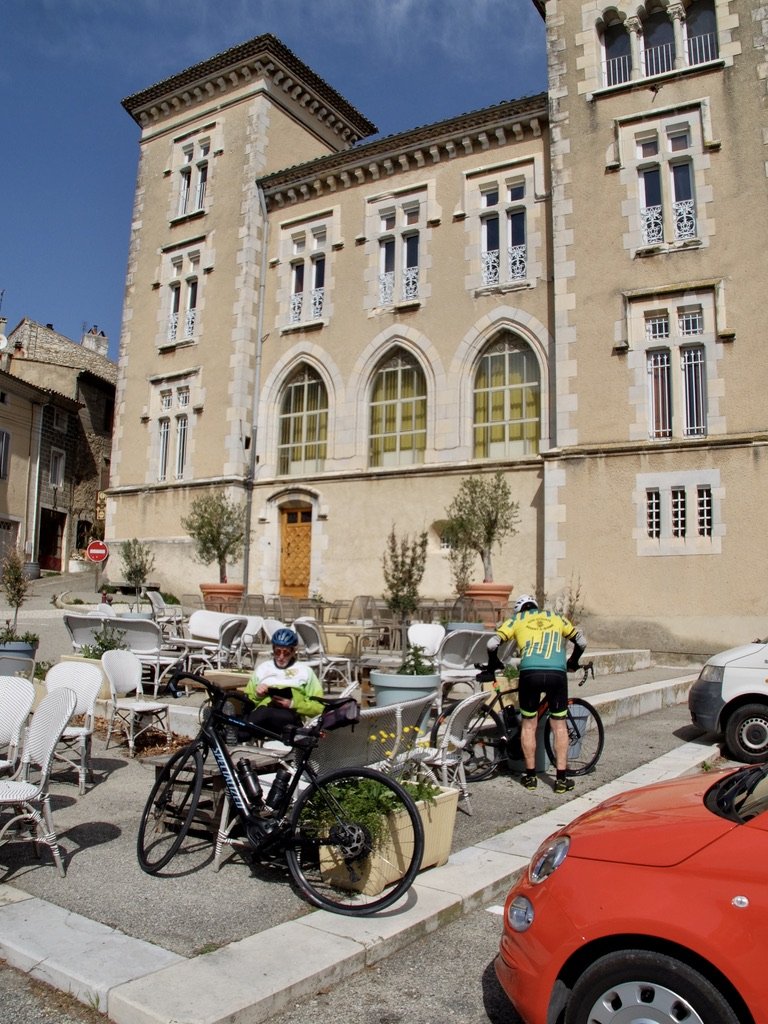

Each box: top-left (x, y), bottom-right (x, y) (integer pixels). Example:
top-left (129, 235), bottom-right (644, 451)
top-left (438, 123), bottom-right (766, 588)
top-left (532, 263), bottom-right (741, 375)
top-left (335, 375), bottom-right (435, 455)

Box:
top-left (566, 654), bottom-right (581, 672)
top-left (475, 665), bottom-right (496, 683)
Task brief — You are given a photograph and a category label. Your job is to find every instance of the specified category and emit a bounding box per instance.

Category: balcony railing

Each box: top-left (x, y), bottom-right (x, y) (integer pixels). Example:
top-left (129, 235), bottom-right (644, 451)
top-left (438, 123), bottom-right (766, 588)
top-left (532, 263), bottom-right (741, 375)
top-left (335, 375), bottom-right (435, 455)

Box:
top-left (167, 312), bottom-right (178, 343)
top-left (289, 292), bottom-right (303, 324)
top-left (482, 249), bottom-right (500, 286)
top-left (402, 266), bottom-right (419, 301)
top-left (184, 308), bottom-right (197, 338)
top-left (688, 32), bottom-right (718, 66)
top-left (482, 247), bottom-right (527, 285)
top-left (643, 42), bottom-right (674, 77)
top-left (673, 199), bottom-right (696, 240)
top-left (508, 244), bottom-right (527, 280)
top-left (641, 204), bottom-right (664, 245)
top-left (604, 53), bottom-right (631, 87)
top-left (311, 287), bottom-right (325, 318)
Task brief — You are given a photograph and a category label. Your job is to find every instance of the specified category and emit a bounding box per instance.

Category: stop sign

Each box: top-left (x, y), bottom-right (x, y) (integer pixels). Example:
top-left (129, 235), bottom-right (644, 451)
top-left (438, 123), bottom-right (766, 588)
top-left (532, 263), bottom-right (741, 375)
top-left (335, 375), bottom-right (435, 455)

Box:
top-left (86, 540), bottom-right (109, 563)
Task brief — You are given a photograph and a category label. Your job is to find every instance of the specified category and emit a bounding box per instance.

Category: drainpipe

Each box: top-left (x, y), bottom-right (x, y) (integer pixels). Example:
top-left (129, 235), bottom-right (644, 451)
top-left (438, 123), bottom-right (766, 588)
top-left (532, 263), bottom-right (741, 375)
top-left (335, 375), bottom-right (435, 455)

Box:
top-left (242, 184), bottom-right (269, 594)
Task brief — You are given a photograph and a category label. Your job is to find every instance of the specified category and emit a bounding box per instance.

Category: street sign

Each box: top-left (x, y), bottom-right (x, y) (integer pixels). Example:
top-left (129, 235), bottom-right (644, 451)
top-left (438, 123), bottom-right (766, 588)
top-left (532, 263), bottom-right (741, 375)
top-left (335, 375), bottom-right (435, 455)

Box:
top-left (86, 540), bottom-right (109, 563)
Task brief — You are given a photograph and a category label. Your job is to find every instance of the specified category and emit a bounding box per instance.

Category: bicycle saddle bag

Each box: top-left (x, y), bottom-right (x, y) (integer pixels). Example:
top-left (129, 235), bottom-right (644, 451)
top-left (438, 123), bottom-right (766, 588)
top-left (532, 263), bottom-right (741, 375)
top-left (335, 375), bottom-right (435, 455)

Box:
top-left (320, 698), bottom-right (361, 731)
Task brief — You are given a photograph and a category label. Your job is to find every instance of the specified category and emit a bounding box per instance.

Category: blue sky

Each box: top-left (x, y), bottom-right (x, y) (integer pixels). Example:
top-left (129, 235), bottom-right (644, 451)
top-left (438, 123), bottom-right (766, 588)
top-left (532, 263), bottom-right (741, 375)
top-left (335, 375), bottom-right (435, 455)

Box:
top-left (1, 0), bottom-right (546, 361)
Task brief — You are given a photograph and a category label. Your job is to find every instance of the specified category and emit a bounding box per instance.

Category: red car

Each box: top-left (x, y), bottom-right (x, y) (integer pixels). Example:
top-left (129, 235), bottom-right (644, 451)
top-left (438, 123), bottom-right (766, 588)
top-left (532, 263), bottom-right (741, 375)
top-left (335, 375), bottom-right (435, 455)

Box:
top-left (495, 764), bottom-right (768, 1024)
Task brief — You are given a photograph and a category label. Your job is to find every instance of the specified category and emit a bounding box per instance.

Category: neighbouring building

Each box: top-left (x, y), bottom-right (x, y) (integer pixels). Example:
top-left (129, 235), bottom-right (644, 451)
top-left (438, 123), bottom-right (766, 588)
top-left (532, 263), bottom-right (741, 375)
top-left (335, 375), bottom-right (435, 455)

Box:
top-left (4, 319), bottom-right (116, 571)
top-left (107, 2), bottom-right (767, 656)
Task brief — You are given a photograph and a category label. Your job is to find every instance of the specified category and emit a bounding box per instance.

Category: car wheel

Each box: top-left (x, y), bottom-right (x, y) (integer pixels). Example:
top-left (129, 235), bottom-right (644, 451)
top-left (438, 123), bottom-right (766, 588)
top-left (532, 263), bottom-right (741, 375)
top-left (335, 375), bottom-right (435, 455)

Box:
top-left (564, 950), bottom-right (741, 1024)
top-left (724, 703), bottom-right (768, 764)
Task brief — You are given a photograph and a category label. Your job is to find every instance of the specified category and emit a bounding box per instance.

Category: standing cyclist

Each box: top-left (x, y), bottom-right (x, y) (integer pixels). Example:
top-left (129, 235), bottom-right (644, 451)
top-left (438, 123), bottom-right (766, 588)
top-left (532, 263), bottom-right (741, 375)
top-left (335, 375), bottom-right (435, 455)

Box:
top-left (484, 595), bottom-right (586, 794)
top-left (242, 627), bottom-right (324, 738)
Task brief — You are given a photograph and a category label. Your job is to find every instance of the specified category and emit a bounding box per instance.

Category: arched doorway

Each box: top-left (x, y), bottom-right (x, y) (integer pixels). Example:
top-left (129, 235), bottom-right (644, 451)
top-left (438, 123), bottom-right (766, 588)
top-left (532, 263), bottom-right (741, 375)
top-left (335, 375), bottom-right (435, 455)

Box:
top-left (279, 504), bottom-right (312, 598)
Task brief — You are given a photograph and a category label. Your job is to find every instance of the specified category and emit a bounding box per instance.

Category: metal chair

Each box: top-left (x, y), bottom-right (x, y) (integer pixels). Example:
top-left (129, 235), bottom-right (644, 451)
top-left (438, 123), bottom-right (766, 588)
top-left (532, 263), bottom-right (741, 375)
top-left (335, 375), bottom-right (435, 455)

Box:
top-left (401, 690), bottom-right (488, 815)
top-left (143, 589), bottom-right (185, 636)
top-left (167, 612), bottom-right (248, 673)
top-left (45, 661), bottom-right (103, 794)
top-left (101, 650), bottom-right (171, 758)
top-left (0, 686), bottom-right (77, 876)
top-left (293, 617), bottom-right (354, 691)
top-left (0, 676), bottom-right (35, 775)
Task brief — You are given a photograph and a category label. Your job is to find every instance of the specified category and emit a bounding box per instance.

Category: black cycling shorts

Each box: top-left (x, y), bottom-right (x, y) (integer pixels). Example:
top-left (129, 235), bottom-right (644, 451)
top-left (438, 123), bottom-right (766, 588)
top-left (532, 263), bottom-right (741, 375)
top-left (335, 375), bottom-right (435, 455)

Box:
top-left (518, 668), bottom-right (568, 718)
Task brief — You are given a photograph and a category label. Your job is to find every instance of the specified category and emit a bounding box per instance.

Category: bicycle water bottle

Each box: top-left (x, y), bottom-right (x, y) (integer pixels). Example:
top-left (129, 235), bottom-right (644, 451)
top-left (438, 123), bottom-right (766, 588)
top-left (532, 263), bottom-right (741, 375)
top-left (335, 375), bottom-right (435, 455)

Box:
top-left (236, 758), bottom-right (263, 807)
top-left (265, 767), bottom-right (291, 810)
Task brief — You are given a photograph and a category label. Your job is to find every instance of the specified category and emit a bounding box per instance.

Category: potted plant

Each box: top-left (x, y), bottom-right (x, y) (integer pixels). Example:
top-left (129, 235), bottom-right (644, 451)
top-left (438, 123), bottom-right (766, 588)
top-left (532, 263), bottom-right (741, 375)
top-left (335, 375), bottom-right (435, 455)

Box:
top-left (443, 471), bottom-right (520, 617)
top-left (369, 643), bottom-right (441, 707)
top-left (381, 525), bottom-right (428, 650)
top-left (181, 492), bottom-right (247, 611)
top-left (120, 538), bottom-right (156, 611)
top-left (309, 773), bottom-right (459, 895)
top-left (0, 549), bottom-right (39, 654)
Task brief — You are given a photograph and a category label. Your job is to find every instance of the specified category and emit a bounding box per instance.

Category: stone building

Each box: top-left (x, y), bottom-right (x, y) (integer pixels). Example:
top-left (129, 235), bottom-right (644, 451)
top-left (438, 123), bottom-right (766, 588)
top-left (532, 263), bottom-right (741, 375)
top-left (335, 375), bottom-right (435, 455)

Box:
top-left (108, 2), bottom-right (767, 655)
top-left (5, 319), bottom-right (116, 570)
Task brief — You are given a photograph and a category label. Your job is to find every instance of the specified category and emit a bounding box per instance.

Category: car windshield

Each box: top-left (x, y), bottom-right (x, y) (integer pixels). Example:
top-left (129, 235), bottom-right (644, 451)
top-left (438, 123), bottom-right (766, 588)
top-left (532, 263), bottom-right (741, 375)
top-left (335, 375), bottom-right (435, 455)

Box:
top-left (706, 765), bottom-right (768, 822)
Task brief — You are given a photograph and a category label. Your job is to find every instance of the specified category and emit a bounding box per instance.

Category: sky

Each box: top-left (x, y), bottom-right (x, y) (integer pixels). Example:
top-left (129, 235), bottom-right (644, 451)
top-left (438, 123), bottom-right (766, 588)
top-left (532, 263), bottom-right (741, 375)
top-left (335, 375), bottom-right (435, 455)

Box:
top-left (0, 0), bottom-right (546, 362)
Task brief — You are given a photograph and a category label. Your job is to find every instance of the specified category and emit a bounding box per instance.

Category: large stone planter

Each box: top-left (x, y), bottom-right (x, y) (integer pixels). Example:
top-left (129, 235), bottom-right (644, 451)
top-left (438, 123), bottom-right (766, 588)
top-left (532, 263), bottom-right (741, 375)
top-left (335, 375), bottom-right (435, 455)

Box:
top-left (199, 583), bottom-right (245, 613)
top-left (320, 786), bottom-right (459, 895)
top-left (369, 670), bottom-right (440, 707)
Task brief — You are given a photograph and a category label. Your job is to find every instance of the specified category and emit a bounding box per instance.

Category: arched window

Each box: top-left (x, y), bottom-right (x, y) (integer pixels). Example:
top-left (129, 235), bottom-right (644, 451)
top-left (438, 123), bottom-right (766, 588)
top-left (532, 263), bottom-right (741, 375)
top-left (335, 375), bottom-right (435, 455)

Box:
top-left (643, 8), bottom-right (675, 76)
top-left (473, 333), bottom-right (540, 458)
top-left (278, 366), bottom-right (328, 476)
top-left (369, 349), bottom-right (427, 467)
top-left (686, 0), bottom-right (718, 65)
top-left (603, 20), bottom-right (631, 86)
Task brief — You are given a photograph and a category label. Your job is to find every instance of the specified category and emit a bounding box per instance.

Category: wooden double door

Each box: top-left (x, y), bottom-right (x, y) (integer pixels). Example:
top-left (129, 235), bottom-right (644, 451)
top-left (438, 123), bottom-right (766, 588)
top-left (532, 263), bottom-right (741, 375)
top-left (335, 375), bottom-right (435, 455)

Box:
top-left (279, 506), bottom-right (311, 598)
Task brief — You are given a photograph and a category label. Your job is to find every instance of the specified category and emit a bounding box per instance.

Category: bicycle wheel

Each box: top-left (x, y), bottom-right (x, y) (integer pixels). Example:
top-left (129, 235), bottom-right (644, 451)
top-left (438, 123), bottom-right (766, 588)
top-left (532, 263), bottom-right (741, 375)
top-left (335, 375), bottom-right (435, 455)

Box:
top-left (285, 766), bottom-right (425, 915)
top-left (433, 702), bottom-right (506, 781)
top-left (544, 698), bottom-right (604, 776)
top-left (137, 742), bottom-right (205, 873)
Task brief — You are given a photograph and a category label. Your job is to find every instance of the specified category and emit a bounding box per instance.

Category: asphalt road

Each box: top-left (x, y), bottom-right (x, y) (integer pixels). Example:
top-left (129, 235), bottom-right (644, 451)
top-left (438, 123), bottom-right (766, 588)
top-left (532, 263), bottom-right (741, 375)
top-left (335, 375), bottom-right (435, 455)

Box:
top-left (0, 701), bottom-right (719, 1024)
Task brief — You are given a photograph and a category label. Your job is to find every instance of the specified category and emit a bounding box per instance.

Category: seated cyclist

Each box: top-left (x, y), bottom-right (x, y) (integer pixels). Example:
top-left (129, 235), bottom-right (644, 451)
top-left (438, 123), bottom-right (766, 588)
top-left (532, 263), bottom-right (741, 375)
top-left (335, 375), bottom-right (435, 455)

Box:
top-left (241, 627), bottom-right (324, 739)
top-left (482, 594), bottom-right (586, 795)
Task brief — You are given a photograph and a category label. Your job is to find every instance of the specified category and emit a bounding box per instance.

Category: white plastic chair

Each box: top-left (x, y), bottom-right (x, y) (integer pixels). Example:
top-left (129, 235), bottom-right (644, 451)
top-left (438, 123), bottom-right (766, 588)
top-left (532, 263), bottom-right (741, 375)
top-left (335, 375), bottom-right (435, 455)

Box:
top-left (402, 690), bottom-right (488, 815)
top-left (0, 686), bottom-right (77, 876)
top-left (45, 661), bottom-right (103, 794)
top-left (0, 676), bottom-right (36, 775)
top-left (407, 623), bottom-right (446, 662)
top-left (293, 618), bottom-right (354, 691)
top-left (144, 589), bottom-right (185, 636)
top-left (102, 650), bottom-right (171, 758)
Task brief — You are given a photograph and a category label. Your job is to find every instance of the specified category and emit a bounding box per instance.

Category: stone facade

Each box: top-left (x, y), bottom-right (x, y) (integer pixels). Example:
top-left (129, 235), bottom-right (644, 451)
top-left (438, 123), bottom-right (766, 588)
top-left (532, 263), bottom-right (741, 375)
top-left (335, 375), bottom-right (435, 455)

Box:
top-left (107, 6), bottom-right (768, 655)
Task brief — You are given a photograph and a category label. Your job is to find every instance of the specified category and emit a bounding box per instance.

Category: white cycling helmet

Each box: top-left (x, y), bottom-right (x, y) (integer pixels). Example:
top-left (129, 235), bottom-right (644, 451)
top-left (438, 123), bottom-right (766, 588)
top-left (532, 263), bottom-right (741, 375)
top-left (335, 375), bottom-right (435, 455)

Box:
top-left (513, 594), bottom-right (539, 614)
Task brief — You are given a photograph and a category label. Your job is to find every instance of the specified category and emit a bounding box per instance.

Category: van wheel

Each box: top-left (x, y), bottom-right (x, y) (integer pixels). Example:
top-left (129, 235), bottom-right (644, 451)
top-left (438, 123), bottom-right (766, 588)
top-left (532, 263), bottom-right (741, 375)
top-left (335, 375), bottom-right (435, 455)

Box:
top-left (725, 703), bottom-right (768, 763)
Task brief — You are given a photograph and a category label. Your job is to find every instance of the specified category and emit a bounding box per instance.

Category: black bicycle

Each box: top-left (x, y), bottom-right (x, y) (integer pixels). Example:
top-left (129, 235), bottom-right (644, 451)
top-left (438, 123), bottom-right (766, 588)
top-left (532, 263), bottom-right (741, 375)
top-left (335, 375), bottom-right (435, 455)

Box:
top-left (431, 662), bottom-right (604, 781)
top-left (137, 670), bottom-right (424, 916)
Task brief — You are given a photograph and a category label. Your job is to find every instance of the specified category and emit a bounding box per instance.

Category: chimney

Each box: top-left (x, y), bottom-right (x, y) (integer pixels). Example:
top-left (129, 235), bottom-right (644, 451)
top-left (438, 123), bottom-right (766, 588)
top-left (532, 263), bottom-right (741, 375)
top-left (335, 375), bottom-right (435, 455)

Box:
top-left (81, 325), bottom-right (109, 358)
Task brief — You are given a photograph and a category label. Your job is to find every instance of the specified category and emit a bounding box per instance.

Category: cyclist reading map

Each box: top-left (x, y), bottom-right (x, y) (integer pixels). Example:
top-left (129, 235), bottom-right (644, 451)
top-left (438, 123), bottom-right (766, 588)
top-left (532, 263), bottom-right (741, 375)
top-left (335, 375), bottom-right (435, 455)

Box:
top-left (480, 594), bottom-right (586, 794)
top-left (242, 627), bottom-right (324, 736)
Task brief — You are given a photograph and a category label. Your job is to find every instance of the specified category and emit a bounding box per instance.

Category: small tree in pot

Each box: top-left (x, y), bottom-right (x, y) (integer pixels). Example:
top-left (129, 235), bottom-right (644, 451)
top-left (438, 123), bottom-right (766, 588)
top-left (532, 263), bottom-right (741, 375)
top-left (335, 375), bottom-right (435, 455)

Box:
top-left (1, 548), bottom-right (30, 635)
top-left (120, 538), bottom-right (156, 609)
top-left (182, 493), bottom-right (246, 584)
top-left (382, 526), bottom-right (428, 644)
top-left (443, 471), bottom-right (520, 583)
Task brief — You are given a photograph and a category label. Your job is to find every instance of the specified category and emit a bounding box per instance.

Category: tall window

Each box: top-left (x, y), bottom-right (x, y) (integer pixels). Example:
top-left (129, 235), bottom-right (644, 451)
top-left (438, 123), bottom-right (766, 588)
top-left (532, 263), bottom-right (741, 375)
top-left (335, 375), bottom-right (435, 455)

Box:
top-left (686, 1), bottom-right (718, 65)
top-left (369, 350), bottom-right (426, 467)
top-left (638, 129), bottom-right (697, 245)
top-left (0, 430), bottom-right (9, 479)
top-left (289, 228), bottom-right (327, 325)
top-left (278, 367), bottom-right (328, 475)
top-left (177, 140), bottom-right (209, 217)
top-left (697, 485), bottom-right (713, 537)
top-left (671, 486), bottom-right (687, 538)
top-left (473, 333), bottom-right (540, 458)
top-left (50, 448), bottom-right (65, 488)
top-left (158, 419), bottom-right (170, 482)
top-left (175, 416), bottom-right (188, 480)
top-left (645, 307), bottom-right (708, 440)
top-left (603, 20), bottom-right (631, 86)
top-left (156, 384), bottom-right (193, 482)
top-left (646, 489), bottom-right (661, 539)
top-left (643, 9), bottom-right (675, 76)
top-left (481, 183), bottom-right (527, 286)
top-left (377, 200), bottom-right (423, 305)
top-left (167, 253), bottom-right (200, 342)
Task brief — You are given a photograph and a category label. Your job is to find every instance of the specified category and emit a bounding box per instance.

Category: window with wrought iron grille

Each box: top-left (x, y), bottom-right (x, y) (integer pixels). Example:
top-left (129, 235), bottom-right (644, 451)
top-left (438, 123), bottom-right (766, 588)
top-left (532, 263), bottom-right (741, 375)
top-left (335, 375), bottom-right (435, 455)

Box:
top-left (278, 366), bottom-right (328, 475)
top-left (369, 350), bottom-right (426, 468)
top-left (646, 489), bottom-right (661, 539)
top-left (480, 181), bottom-right (527, 287)
top-left (166, 252), bottom-right (200, 343)
top-left (638, 129), bottom-right (696, 246)
top-left (697, 485), bottom-right (713, 537)
top-left (288, 228), bottom-right (327, 325)
top-left (671, 487), bottom-right (687, 537)
top-left (375, 198), bottom-right (423, 306)
top-left (644, 305), bottom-right (708, 439)
top-left (176, 139), bottom-right (209, 218)
top-left (473, 332), bottom-right (540, 459)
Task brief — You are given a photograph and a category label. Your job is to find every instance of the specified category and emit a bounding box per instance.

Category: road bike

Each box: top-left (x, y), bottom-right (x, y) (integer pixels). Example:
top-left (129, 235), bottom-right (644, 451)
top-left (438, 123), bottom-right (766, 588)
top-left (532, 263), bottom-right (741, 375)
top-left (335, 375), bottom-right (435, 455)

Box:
top-left (137, 670), bottom-right (424, 916)
top-left (431, 662), bottom-right (604, 781)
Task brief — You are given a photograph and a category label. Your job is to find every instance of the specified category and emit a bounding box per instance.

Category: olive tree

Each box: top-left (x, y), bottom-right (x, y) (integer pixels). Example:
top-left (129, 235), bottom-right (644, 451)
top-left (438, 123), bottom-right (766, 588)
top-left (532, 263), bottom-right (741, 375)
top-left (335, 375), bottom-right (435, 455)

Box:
top-left (181, 493), bottom-right (246, 583)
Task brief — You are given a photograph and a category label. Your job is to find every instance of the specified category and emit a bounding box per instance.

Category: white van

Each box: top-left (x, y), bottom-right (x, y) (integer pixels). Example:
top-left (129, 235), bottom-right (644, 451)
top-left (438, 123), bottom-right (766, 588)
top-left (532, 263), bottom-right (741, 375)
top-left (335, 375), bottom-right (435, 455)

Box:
top-left (688, 639), bottom-right (768, 763)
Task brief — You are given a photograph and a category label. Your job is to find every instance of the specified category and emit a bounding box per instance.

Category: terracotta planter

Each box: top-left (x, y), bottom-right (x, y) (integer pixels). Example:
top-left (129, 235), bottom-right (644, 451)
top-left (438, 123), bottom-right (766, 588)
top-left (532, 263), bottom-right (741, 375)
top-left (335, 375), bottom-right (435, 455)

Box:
top-left (464, 582), bottom-right (513, 625)
top-left (320, 786), bottom-right (459, 895)
top-left (199, 583), bottom-right (245, 613)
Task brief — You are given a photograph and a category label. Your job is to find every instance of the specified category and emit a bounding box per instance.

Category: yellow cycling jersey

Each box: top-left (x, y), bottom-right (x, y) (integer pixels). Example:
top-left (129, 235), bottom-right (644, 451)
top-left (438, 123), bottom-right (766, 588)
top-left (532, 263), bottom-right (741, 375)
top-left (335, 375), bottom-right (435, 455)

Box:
top-left (495, 608), bottom-right (581, 672)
